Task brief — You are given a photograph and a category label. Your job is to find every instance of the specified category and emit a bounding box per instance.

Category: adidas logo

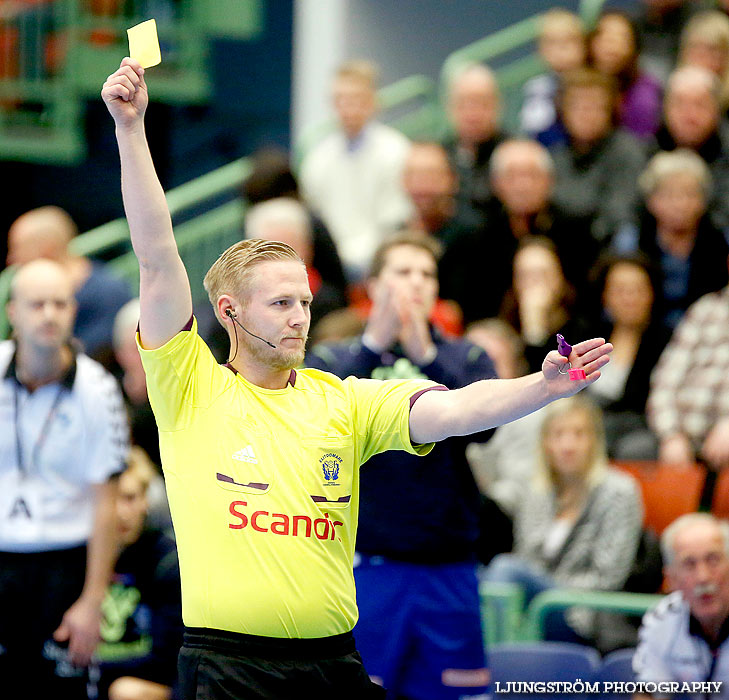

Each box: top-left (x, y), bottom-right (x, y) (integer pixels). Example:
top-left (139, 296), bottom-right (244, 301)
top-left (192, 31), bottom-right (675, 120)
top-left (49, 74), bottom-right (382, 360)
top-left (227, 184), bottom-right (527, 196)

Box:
top-left (232, 445), bottom-right (258, 464)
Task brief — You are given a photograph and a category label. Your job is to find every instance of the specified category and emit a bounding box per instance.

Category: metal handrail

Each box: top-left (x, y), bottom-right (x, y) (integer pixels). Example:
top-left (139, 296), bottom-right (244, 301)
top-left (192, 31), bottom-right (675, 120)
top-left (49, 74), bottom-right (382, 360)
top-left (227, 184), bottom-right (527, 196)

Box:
top-left (70, 157), bottom-right (252, 258)
top-left (522, 589), bottom-right (664, 642)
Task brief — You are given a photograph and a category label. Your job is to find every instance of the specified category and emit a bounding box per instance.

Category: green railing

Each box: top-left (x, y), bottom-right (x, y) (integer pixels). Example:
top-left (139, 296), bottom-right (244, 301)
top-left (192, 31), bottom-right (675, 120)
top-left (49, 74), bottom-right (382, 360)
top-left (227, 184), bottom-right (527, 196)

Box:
top-left (0, 0), bottom-right (262, 164)
top-left (480, 584), bottom-right (664, 646)
top-left (86, 157), bottom-right (254, 305)
top-left (522, 589), bottom-right (663, 642)
top-left (441, 0), bottom-right (606, 129)
top-left (0, 156), bottom-right (252, 339)
top-left (0, 0), bottom-right (84, 163)
top-left (0, 0), bottom-right (610, 335)
top-left (481, 581), bottom-right (525, 647)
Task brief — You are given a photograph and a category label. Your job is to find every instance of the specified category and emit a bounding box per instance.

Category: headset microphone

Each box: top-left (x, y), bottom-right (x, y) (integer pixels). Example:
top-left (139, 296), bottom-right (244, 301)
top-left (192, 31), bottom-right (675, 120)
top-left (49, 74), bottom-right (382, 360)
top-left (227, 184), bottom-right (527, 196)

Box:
top-left (225, 309), bottom-right (277, 349)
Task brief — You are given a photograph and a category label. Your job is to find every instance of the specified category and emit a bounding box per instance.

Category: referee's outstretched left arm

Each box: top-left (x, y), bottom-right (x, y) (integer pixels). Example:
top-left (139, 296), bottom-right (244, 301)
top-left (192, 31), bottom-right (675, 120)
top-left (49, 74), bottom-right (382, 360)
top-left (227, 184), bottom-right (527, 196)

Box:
top-left (409, 337), bottom-right (612, 444)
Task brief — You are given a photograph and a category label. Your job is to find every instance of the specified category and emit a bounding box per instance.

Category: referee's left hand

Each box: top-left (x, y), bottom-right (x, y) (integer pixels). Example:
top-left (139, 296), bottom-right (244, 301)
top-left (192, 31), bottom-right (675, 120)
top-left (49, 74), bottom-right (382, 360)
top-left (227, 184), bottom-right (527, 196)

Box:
top-left (53, 596), bottom-right (102, 666)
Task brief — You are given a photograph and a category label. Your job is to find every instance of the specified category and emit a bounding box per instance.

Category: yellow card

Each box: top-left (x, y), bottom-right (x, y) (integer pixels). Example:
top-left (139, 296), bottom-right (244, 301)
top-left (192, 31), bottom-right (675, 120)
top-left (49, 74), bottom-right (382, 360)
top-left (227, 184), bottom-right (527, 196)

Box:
top-left (127, 18), bottom-right (161, 69)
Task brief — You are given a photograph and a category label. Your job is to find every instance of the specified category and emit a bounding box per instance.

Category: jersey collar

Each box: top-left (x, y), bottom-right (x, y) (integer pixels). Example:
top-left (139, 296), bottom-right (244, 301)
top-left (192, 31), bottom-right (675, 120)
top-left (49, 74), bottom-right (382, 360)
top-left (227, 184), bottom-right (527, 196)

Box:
top-left (223, 363), bottom-right (297, 387)
top-left (3, 341), bottom-right (78, 391)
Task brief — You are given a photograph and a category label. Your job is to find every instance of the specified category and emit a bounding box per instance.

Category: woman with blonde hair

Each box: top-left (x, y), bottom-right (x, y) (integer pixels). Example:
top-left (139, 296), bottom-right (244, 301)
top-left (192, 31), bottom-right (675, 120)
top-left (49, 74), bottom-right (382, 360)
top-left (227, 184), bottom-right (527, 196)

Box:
top-left (483, 395), bottom-right (643, 642)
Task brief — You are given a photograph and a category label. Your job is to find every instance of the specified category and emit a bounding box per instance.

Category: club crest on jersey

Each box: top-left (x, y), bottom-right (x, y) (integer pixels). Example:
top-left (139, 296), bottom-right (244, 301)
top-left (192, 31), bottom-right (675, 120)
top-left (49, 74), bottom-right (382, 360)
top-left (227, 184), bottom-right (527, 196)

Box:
top-left (320, 453), bottom-right (342, 484)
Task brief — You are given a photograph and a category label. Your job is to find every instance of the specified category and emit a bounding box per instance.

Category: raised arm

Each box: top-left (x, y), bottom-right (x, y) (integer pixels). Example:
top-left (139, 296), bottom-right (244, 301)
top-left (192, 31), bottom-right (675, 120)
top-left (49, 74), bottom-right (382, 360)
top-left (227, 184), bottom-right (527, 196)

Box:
top-left (409, 337), bottom-right (612, 444)
top-left (101, 58), bottom-right (192, 348)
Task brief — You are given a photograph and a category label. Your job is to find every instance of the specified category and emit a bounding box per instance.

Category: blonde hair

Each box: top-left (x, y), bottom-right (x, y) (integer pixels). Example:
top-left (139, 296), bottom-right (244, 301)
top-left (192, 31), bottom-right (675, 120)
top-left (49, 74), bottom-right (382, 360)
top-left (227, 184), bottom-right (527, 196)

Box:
top-left (638, 149), bottom-right (712, 199)
top-left (534, 396), bottom-right (608, 491)
top-left (680, 10), bottom-right (729, 109)
top-left (124, 446), bottom-right (157, 494)
top-left (541, 7), bottom-right (585, 39)
top-left (335, 59), bottom-right (379, 90)
top-left (203, 238), bottom-right (303, 323)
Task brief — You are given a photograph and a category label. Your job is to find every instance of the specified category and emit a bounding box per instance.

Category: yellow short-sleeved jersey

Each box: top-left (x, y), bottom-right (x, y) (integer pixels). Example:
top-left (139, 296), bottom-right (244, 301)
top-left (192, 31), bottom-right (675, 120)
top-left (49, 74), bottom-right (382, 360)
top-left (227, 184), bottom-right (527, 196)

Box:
top-left (138, 319), bottom-right (437, 638)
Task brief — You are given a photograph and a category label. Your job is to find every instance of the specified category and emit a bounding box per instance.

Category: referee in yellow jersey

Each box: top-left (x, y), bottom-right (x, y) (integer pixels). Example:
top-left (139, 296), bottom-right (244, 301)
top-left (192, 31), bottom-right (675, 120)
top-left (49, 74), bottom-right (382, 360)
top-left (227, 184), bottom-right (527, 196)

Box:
top-left (102, 58), bottom-right (613, 700)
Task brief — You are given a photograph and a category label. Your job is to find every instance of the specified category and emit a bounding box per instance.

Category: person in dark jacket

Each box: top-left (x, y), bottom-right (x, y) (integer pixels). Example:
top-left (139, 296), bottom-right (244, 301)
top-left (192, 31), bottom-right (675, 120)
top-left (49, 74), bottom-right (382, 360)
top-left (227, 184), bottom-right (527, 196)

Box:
top-left (549, 68), bottom-right (647, 244)
top-left (305, 232), bottom-right (497, 700)
top-left (633, 148), bottom-right (729, 329)
top-left (95, 448), bottom-right (182, 700)
top-left (585, 253), bottom-right (671, 459)
top-left (651, 65), bottom-right (729, 232)
top-left (442, 62), bottom-right (507, 215)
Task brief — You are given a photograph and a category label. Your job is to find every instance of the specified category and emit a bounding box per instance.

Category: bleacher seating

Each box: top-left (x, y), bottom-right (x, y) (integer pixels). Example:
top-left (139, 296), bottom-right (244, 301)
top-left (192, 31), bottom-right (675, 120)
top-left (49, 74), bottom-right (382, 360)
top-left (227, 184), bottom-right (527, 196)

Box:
top-left (593, 648), bottom-right (635, 700)
top-left (712, 469), bottom-right (729, 520)
top-left (614, 461), bottom-right (706, 534)
top-left (488, 642), bottom-right (600, 700)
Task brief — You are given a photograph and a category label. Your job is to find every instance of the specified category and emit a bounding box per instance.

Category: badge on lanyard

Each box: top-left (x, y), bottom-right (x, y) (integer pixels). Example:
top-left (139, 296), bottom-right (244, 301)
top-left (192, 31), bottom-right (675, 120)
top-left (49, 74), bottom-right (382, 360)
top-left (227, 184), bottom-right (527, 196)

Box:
top-left (3, 384), bottom-right (65, 543)
top-left (0, 473), bottom-right (44, 541)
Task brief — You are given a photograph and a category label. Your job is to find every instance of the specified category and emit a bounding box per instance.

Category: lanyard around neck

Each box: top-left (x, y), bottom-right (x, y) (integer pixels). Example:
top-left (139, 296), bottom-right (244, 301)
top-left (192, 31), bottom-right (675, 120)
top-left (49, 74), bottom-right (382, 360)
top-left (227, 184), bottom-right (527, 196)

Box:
top-left (13, 382), bottom-right (65, 477)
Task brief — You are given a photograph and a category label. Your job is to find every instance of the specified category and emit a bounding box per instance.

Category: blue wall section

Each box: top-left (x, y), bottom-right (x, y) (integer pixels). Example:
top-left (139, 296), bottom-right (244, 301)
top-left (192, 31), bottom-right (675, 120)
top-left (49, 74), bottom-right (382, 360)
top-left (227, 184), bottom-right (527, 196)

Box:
top-left (345, 0), bottom-right (582, 84)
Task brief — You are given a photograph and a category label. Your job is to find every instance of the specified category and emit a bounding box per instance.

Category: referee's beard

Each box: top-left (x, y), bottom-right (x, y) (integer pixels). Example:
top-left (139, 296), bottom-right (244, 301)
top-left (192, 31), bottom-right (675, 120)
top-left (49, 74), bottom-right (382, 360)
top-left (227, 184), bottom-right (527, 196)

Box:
top-left (239, 331), bottom-right (308, 371)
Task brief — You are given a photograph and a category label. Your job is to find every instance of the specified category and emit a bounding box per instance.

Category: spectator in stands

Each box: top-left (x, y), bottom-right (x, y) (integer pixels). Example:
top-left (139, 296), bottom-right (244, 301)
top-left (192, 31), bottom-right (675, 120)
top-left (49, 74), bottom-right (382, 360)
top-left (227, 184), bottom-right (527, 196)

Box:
top-left (648, 260), bottom-right (729, 470)
top-left (465, 319), bottom-right (543, 519)
top-left (300, 60), bottom-right (412, 280)
top-left (521, 8), bottom-right (586, 147)
top-left (679, 10), bottom-right (729, 115)
top-left (632, 149), bottom-right (729, 330)
top-left (0, 259), bottom-right (128, 698)
top-left (633, 513), bottom-right (729, 699)
top-left (95, 448), bottom-right (182, 700)
top-left (241, 148), bottom-right (348, 298)
top-left (632, 0), bottom-right (699, 85)
top-left (305, 233), bottom-right (495, 700)
top-left (439, 138), bottom-right (593, 324)
top-left (308, 307), bottom-right (366, 347)
top-left (112, 300), bottom-right (171, 528)
top-left (245, 198), bottom-right (347, 330)
top-left (465, 318), bottom-right (528, 382)
top-left (484, 395), bottom-right (643, 642)
top-left (443, 62), bottom-right (506, 213)
top-left (588, 10), bottom-right (662, 139)
top-left (550, 68), bottom-right (647, 245)
top-left (499, 236), bottom-right (584, 374)
top-left (6, 205), bottom-right (132, 362)
top-left (652, 66), bottom-right (729, 231)
top-left (402, 141), bottom-right (483, 248)
top-left (114, 299), bottom-right (160, 468)
top-left (585, 254), bottom-right (670, 459)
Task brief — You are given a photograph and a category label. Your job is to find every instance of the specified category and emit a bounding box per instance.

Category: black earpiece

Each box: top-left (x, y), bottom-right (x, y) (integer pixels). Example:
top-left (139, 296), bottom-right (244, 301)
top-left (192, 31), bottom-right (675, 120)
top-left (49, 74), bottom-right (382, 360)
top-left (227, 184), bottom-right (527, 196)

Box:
top-left (225, 308), bottom-right (276, 349)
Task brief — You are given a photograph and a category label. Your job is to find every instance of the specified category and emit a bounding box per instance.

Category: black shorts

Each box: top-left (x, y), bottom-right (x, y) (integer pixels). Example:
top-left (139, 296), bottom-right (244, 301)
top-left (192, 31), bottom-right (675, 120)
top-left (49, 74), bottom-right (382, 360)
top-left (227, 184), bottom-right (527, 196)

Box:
top-left (178, 627), bottom-right (386, 700)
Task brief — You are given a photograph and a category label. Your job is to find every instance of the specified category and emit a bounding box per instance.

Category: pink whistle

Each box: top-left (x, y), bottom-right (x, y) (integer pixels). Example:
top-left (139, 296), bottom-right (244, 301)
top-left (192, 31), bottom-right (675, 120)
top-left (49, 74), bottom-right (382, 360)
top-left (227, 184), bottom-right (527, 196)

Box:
top-left (556, 334), bottom-right (583, 380)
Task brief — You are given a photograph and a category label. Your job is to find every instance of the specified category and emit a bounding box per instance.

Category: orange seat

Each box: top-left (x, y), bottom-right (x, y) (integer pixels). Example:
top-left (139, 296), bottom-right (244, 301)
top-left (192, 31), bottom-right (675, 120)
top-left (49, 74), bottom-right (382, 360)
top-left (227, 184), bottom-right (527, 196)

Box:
top-left (711, 469), bottom-right (729, 520)
top-left (613, 460), bottom-right (705, 534)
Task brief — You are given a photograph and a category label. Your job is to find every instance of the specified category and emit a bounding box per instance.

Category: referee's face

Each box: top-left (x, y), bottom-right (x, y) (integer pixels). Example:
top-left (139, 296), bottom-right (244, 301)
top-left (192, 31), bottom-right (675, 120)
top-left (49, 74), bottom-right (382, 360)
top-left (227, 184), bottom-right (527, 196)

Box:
top-left (237, 259), bottom-right (312, 370)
